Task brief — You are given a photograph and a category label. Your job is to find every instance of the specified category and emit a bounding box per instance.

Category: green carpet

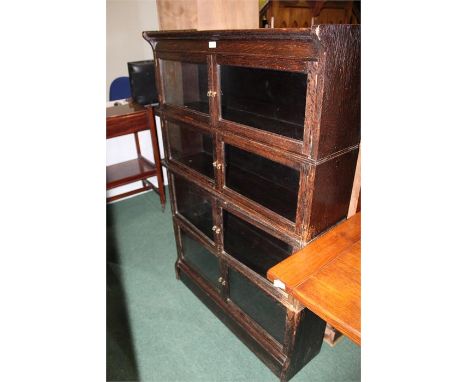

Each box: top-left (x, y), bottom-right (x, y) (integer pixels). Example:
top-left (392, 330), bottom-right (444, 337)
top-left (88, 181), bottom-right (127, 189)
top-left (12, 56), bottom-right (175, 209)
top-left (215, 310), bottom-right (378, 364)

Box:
top-left (107, 191), bottom-right (361, 382)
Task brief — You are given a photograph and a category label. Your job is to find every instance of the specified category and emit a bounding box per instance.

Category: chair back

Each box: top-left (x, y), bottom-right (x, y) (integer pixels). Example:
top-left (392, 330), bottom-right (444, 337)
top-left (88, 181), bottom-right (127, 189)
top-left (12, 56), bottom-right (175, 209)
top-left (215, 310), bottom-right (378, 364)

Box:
top-left (109, 76), bottom-right (131, 101)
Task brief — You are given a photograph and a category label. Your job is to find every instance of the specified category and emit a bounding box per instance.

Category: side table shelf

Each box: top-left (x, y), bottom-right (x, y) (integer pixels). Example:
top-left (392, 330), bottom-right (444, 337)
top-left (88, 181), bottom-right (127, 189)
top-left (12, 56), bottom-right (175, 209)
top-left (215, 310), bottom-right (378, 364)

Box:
top-left (106, 102), bottom-right (165, 207)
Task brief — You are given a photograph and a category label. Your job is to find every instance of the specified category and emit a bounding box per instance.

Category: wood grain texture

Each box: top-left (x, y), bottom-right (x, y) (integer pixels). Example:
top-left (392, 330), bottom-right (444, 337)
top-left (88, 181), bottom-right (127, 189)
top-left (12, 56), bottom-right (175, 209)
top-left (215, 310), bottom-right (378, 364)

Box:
top-left (144, 28), bottom-right (321, 41)
top-left (144, 26), bottom-right (360, 162)
top-left (197, 0), bottom-right (258, 30)
top-left (310, 24), bottom-right (361, 160)
top-left (295, 240), bottom-right (360, 345)
top-left (267, 212), bottom-right (361, 345)
top-left (307, 148), bottom-right (359, 240)
top-left (106, 103), bottom-right (148, 139)
top-left (155, 39), bottom-right (317, 62)
top-left (144, 27), bottom-right (361, 380)
top-left (156, 0), bottom-right (198, 30)
top-left (156, 0), bottom-right (258, 31)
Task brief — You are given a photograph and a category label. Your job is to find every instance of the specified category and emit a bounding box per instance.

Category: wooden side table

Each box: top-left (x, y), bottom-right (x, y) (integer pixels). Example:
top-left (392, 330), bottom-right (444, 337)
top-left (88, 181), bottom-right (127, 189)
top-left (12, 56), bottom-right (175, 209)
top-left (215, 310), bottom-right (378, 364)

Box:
top-left (106, 102), bottom-right (165, 208)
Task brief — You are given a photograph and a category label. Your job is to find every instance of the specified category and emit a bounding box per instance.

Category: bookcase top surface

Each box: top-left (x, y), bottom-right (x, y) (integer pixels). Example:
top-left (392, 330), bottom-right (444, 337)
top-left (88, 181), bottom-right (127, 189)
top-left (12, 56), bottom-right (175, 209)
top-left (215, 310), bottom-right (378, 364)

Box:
top-left (143, 25), bottom-right (358, 42)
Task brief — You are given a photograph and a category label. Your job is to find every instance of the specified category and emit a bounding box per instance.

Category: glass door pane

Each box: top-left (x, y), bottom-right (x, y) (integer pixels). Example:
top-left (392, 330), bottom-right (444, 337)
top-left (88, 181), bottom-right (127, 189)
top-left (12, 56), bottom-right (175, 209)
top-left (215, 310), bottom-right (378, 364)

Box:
top-left (160, 60), bottom-right (209, 114)
top-left (229, 267), bottom-right (286, 344)
top-left (225, 144), bottom-right (299, 221)
top-left (174, 175), bottom-right (214, 240)
top-left (181, 230), bottom-right (219, 288)
top-left (223, 211), bottom-right (293, 278)
top-left (220, 65), bottom-right (307, 140)
top-left (167, 121), bottom-right (214, 179)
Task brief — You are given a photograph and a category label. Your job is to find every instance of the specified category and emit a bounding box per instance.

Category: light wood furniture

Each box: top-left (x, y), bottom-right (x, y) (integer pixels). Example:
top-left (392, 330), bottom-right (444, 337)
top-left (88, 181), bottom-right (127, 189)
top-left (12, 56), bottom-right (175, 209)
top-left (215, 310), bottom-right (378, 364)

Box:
top-left (157, 0), bottom-right (258, 31)
top-left (348, 145), bottom-right (361, 218)
top-left (106, 102), bottom-right (165, 206)
top-left (143, 26), bottom-right (360, 381)
top-left (267, 212), bottom-right (361, 346)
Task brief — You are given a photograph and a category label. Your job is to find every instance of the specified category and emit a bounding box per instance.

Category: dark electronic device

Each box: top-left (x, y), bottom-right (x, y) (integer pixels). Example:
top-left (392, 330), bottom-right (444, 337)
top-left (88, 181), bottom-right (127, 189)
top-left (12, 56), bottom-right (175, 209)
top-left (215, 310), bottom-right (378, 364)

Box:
top-left (127, 60), bottom-right (158, 105)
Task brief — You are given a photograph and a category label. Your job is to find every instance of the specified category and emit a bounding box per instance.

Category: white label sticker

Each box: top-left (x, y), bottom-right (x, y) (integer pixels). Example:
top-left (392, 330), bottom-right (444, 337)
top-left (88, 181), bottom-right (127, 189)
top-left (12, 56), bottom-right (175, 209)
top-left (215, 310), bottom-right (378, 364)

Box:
top-left (209, 41), bottom-right (216, 48)
top-left (273, 279), bottom-right (286, 290)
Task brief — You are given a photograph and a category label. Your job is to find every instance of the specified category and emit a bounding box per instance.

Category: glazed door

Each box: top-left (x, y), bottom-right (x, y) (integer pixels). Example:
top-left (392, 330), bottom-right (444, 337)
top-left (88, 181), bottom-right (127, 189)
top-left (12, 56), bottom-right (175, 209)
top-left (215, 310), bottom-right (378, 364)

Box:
top-left (223, 142), bottom-right (301, 223)
top-left (219, 208), bottom-right (293, 345)
top-left (159, 58), bottom-right (210, 116)
top-left (221, 209), bottom-right (294, 279)
top-left (227, 266), bottom-right (288, 345)
top-left (219, 65), bottom-right (307, 140)
top-left (214, 57), bottom-right (311, 154)
top-left (172, 173), bottom-right (216, 243)
top-left (179, 227), bottom-right (221, 291)
top-left (165, 120), bottom-right (215, 182)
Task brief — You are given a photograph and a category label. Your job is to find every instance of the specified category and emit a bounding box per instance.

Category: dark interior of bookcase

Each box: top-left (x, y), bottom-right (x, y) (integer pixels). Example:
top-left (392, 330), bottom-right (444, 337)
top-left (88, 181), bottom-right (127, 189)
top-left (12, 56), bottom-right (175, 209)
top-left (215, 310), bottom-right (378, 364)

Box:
top-left (181, 230), bottom-right (219, 288)
top-left (228, 267), bottom-right (287, 344)
top-left (161, 60), bottom-right (209, 114)
top-left (225, 144), bottom-right (299, 221)
top-left (174, 175), bottom-right (214, 240)
top-left (220, 65), bottom-right (307, 140)
top-left (223, 211), bottom-right (293, 277)
top-left (167, 121), bottom-right (214, 179)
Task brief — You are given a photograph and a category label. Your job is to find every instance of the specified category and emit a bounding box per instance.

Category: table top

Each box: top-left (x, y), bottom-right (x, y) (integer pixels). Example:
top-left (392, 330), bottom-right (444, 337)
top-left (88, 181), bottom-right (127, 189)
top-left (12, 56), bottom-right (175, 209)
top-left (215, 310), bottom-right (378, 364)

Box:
top-left (106, 101), bottom-right (152, 139)
top-left (267, 213), bottom-right (361, 345)
top-left (106, 101), bottom-right (146, 119)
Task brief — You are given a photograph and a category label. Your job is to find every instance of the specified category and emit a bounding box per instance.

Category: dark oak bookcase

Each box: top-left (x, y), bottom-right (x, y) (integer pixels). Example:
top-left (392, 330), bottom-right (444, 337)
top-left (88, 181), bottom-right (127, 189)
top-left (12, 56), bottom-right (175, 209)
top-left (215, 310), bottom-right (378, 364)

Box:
top-left (144, 26), bottom-right (360, 381)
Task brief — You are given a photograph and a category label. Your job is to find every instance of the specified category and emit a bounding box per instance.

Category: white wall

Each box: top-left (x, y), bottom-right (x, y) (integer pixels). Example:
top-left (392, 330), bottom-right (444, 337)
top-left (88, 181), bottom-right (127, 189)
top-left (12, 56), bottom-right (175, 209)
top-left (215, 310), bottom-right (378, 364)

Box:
top-left (106, 0), bottom-right (159, 96)
top-left (107, 0), bottom-right (167, 201)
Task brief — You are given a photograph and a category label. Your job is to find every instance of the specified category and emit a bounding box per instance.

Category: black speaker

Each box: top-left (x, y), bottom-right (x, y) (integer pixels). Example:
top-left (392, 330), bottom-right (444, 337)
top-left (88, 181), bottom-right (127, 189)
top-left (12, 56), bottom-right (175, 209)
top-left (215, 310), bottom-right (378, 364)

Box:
top-left (127, 60), bottom-right (158, 106)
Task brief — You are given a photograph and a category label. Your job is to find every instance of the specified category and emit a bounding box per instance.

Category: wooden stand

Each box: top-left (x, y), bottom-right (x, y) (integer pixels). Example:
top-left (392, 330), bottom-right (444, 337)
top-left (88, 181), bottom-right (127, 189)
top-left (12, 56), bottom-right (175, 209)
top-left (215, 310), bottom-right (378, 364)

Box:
top-left (106, 102), bottom-right (165, 207)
